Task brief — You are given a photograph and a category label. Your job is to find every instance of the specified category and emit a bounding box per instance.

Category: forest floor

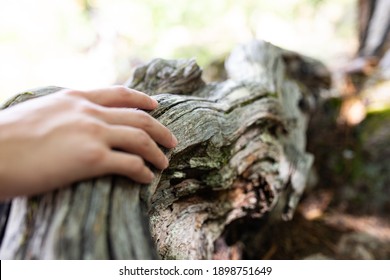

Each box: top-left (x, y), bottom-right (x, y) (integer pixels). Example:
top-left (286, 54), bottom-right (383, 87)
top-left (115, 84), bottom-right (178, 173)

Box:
top-left (257, 105), bottom-right (390, 259)
top-left (253, 61), bottom-right (390, 260)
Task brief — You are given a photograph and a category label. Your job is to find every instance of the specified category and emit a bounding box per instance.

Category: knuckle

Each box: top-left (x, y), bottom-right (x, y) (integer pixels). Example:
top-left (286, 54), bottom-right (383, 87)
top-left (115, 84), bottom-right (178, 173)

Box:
top-left (79, 144), bottom-right (106, 166)
top-left (130, 156), bottom-right (146, 174)
top-left (139, 139), bottom-right (153, 155)
top-left (114, 85), bottom-right (130, 98)
top-left (135, 110), bottom-right (153, 128)
top-left (132, 128), bottom-right (157, 157)
top-left (79, 102), bottom-right (102, 117)
top-left (80, 120), bottom-right (106, 137)
top-left (135, 128), bottom-right (150, 144)
top-left (60, 89), bottom-right (83, 98)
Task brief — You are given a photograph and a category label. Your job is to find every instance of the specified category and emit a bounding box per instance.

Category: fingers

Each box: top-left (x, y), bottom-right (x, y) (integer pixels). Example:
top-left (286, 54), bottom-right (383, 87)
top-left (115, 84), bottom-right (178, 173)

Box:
top-left (64, 86), bottom-right (178, 148)
top-left (99, 108), bottom-right (177, 149)
top-left (73, 86), bottom-right (158, 110)
top-left (106, 126), bottom-right (169, 170)
top-left (103, 152), bottom-right (155, 184)
top-left (61, 86), bottom-right (178, 181)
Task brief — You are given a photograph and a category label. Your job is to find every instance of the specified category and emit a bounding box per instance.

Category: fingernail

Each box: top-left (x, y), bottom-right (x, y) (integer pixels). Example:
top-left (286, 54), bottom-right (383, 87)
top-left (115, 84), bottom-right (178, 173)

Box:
top-left (163, 156), bottom-right (169, 169)
top-left (149, 171), bottom-right (155, 181)
top-left (171, 134), bottom-right (178, 147)
top-left (150, 98), bottom-right (158, 107)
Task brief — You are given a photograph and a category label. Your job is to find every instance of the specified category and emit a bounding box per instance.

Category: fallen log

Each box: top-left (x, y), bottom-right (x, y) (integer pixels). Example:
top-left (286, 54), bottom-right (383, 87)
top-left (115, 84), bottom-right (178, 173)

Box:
top-left (0, 40), bottom-right (329, 259)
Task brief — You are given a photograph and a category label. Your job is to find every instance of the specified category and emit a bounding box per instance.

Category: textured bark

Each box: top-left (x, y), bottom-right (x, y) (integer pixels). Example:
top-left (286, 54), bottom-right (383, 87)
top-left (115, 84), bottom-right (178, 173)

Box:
top-left (0, 40), bottom-right (329, 259)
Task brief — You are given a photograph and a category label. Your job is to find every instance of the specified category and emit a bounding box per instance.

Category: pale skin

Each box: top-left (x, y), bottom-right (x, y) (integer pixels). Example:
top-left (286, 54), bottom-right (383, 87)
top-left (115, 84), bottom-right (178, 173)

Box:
top-left (0, 86), bottom-right (177, 201)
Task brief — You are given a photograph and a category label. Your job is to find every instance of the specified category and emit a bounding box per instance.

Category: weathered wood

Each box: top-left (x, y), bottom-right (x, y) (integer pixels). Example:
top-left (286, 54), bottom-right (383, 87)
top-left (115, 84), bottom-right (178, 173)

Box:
top-left (0, 40), bottom-right (327, 259)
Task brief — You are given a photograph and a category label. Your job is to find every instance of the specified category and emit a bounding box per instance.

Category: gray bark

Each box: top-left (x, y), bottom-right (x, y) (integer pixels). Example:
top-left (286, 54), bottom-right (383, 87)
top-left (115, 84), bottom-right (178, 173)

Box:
top-left (0, 40), bottom-right (328, 259)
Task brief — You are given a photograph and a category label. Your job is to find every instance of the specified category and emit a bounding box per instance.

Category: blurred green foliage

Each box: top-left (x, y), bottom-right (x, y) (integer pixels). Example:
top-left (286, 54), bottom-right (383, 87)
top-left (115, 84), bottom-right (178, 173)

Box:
top-left (0, 0), bottom-right (356, 101)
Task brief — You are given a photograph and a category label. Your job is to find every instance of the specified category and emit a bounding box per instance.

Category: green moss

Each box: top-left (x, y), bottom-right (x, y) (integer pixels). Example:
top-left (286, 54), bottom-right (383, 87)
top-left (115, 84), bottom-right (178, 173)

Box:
top-left (341, 108), bottom-right (390, 211)
top-left (204, 166), bottom-right (235, 189)
top-left (359, 109), bottom-right (390, 142)
top-left (189, 157), bottom-right (221, 169)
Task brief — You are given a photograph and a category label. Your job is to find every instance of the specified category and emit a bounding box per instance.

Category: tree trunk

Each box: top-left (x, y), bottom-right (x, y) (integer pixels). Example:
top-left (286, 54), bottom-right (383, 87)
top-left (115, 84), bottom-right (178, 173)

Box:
top-left (0, 40), bottom-right (329, 260)
top-left (358, 0), bottom-right (390, 58)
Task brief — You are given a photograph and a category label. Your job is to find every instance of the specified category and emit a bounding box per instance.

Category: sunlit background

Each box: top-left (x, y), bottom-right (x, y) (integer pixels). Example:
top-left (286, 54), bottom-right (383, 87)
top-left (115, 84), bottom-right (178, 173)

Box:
top-left (0, 0), bottom-right (356, 102)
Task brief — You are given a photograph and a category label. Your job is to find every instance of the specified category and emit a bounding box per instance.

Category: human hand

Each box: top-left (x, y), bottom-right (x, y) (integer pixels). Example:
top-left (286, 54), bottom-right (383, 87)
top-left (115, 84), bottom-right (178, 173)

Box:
top-left (0, 86), bottom-right (177, 200)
